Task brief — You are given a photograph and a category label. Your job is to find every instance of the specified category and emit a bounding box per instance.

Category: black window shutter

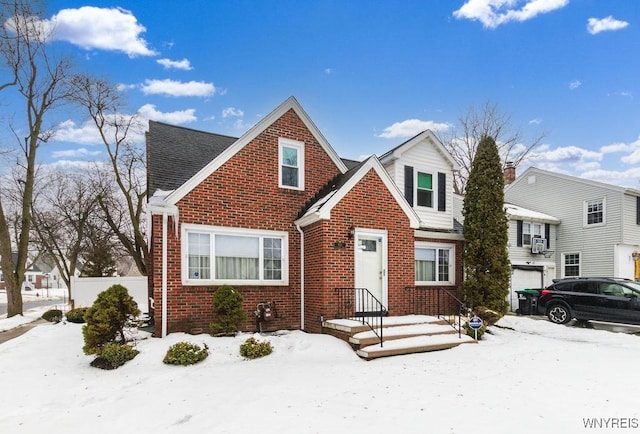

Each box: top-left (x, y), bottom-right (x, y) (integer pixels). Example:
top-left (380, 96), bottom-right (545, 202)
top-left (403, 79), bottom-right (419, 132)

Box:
top-left (637, 197), bottom-right (640, 225)
top-left (517, 220), bottom-right (523, 247)
top-left (404, 166), bottom-right (414, 206)
top-left (545, 223), bottom-right (551, 249)
top-left (437, 172), bottom-right (446, 212)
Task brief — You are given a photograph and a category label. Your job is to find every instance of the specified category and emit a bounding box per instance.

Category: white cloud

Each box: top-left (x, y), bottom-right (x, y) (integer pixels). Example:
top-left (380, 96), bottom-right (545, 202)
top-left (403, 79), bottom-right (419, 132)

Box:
top-left (222, 107), bottom-right (244, 118)
top-left (116, 83), bottom-right (137, 92)
top-left (53, 119), bottom-right (105, 145)
top-left (140, 79), bottom-right (216, 97)
top-left (453, 0), bottom-right (569, 29)
top-left (569, 80), bottom-right (582, 90)
top-left (529, 118), bottom-right (542, 125)
top-left (529, 145), bottom-right (602, 164)
top-left (137, 104), bottom-right (196, 124)
top-left (51, 148), bottom-right (102, 159)
top-left (324, 68), bottom-right (333, 75)
top-left (587, 16), bottom-right (629, 35)
top-left (378, 119), bottom-right (451, 139)
top-left (579, 167), bottom-right (640, 188)
top-left (47, 7), bottom-right (156, 57)
top-left (156, 58), bottom-right (193, 70)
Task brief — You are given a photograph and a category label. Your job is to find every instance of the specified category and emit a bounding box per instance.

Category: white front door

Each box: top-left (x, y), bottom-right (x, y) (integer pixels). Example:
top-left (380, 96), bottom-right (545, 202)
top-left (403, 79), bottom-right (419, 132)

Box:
top-left (354, 230), bottom-right (387, 312)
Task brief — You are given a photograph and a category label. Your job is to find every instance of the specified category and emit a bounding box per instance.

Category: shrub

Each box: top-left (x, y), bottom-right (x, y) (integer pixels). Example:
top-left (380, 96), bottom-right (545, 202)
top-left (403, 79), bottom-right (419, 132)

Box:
top-left (82, 284), bottom-right (141, 355)
top-left (474, 306), bottom-right (503, 326)
top-left (90, 342), bottom-right (139, 370)
top-left (42, 309), bottom-right (63, 323)
top-left (163, 341), bottom-right (209, 366)
top-left (210, 285), bottom-right (247, 336)
top-left (240, 337), bottom-right (273, 359)
top-left (66, 307), bottom-right (89, 324)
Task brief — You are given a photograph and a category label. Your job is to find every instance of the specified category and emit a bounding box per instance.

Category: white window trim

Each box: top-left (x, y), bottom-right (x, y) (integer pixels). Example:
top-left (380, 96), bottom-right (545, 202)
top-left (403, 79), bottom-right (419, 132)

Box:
top-left (414, 169), bottom-right (434, 209)
top-left (522, 221), bottom-right (542, 246)
top-left (561, 251), bottom-right (581, 278)
top-left (278, 138), bottom-right (305, 191)
top-left (583, 197), bottom-right (606, 227)
top-left (181, 224), bottom-right (289, 286)
top-left (414, 241), bottom-right (455, 285)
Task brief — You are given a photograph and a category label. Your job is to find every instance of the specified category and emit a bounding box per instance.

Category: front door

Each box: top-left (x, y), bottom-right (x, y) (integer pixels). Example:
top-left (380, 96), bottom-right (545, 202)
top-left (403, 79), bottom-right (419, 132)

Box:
top-left (354, 230), bottom-right (387, 312)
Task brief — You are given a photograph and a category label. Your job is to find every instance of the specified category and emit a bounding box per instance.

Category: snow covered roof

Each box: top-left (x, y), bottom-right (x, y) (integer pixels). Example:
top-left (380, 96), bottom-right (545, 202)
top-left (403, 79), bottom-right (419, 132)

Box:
top-left (504, 203), bottom-right (560, 224)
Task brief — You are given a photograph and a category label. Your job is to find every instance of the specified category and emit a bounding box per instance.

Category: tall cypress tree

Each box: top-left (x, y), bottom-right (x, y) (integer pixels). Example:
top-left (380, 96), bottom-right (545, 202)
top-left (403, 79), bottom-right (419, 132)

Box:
top-left (461, 135), bottom-right (511, 313)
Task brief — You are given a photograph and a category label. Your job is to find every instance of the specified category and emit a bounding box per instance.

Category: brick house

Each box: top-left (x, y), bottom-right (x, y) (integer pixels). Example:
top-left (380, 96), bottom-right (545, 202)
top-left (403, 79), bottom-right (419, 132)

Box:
top-left (147, 97), bottom-right (462, 337)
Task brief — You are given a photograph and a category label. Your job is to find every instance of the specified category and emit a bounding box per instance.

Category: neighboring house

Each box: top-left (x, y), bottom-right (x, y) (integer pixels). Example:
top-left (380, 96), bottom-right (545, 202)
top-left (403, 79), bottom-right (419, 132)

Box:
top-left (504, 203), bottom-right (560, 311)
top-left (504, 167), bottom-right (640, 282)
top-left (147, 97), bottom-right (463, 337)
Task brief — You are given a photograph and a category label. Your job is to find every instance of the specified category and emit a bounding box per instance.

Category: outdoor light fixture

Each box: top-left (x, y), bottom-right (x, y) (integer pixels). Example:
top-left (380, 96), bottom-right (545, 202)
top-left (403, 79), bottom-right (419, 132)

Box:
top-left (347, 225), bottom-right (355, 239)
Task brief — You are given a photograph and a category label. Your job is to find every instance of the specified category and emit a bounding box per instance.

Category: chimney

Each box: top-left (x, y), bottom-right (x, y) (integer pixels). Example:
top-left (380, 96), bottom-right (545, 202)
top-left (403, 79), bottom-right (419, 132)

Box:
top-left (504, 161), bottom-right (516, 185)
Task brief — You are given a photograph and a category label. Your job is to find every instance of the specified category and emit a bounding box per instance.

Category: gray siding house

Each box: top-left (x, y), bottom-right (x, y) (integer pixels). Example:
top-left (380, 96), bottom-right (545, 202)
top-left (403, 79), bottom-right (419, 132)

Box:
top-left (504, 167), bottom-right (640, 282)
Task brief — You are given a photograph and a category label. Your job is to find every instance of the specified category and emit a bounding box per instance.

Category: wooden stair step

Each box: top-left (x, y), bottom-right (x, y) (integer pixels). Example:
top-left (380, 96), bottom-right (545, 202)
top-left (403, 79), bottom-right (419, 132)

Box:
top-left (350, 323), bottom-right (458, 346)
top-left (322, 315), bottom-right (448, 334)
top-left (356, 334), bottom-right (476, 360)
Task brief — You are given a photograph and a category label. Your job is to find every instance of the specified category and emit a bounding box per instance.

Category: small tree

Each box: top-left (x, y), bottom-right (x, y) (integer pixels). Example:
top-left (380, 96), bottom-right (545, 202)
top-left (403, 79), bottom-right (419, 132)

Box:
top-left (461, 135), bottom-right (511, 314)
top-left (82, 284), bottom-right (140, 355)
top-left (210, 285), bottom-right (247, 336)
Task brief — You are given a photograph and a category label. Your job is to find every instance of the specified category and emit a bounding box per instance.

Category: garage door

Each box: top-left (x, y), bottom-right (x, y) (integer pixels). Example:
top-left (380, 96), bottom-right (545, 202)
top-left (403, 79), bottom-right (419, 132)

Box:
top-left (509, 268), bottom-right (543, 312)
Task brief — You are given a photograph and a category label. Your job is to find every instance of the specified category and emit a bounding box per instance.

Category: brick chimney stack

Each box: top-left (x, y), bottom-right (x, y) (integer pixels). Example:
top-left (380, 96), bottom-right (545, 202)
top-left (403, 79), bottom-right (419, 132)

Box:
top-left (504, 161), bottom-right (516, 185)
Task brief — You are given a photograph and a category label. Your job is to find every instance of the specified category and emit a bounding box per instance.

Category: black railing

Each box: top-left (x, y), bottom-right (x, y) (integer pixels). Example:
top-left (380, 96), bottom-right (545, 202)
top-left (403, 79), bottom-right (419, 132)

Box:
top-left (405, 286), bottom-right (467, 338)
top-left (335, 288), bottom-right (386, 347)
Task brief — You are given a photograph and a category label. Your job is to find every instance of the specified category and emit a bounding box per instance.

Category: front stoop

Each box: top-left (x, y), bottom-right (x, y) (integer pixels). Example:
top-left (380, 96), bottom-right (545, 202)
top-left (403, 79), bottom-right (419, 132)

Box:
top-left (322, 315), bottom-right (476, 359)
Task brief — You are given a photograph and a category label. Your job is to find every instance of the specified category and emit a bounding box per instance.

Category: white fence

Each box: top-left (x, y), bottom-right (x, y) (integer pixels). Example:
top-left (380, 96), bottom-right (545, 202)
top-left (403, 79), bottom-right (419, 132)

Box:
top-left (70, 276), bottom-right (149, 313)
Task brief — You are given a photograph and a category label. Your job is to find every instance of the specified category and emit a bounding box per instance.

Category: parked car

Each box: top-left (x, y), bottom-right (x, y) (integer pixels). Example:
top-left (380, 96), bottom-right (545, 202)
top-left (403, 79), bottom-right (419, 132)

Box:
top-left (538, 277), bottom-right (640, 325)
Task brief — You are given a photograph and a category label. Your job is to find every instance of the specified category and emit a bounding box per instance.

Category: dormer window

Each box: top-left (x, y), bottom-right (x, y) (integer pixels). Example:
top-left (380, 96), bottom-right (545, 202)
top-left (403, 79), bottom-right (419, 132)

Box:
top-left (279, 138), bottom-right (304, 190)
top-left (416, 171), bottom-right (433, 208)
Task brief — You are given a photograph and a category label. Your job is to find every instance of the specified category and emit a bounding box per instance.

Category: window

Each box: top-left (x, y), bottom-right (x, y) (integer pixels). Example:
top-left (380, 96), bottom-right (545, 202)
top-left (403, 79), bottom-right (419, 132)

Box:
top-left (584, 198), bottom-right (604, 226)
top-left (416, 171), bottom-right (433, 208)
top-left (279, 138), bottom-right (304, 190)
top-left (415, 243), bottom-right (454, 284)
top-left (183, 225), bottom-right (288, 285)
top-left (563, 253), bottom-right (580, 277)
top-left (522, 222), bottom-right (542, 246)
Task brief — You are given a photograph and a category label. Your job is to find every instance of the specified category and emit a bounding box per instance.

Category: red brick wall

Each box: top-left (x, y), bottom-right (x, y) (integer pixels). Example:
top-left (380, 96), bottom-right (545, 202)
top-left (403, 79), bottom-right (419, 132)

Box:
top-left (303, 168), bottom-right (415, 333)
top-left (151, 109), bottom-right (342, 335)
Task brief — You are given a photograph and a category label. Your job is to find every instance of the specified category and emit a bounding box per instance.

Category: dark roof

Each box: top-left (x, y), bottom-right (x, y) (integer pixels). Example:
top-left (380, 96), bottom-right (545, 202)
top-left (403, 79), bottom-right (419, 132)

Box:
top-left (340, 158), bottom-right (361, 170)
top-left (147, 121), bottom-right (239, 194)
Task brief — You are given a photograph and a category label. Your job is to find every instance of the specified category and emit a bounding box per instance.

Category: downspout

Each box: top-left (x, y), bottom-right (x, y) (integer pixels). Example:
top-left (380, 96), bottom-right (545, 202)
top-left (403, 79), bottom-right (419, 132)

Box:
top-left (295, 223), bottom-right (304, 330)
top-left (162, 213), bottom-right (168, 337)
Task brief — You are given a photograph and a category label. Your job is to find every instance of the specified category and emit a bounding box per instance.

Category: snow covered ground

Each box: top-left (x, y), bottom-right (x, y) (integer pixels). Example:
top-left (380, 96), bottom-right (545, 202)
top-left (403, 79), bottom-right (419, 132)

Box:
top-left (1, 303), bottom-right (639, 433)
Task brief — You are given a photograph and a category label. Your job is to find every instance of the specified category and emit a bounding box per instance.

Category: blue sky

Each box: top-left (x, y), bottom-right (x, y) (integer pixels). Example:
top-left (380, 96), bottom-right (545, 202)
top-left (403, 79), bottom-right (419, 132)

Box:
top-left (4, 1), bottom-right (639, 187)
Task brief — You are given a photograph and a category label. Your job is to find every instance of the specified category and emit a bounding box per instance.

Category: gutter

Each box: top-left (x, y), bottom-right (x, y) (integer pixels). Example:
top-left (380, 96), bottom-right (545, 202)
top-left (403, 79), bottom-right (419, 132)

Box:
top-left (295, 222), bottom-right (304, 330)
top-left (161, 213), bottom-right (168, 337)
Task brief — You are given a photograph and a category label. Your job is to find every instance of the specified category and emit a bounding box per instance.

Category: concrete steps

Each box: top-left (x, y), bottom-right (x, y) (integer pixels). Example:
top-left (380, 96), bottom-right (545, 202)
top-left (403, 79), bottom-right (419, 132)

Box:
top-left (323, 314), bottom-right (476, 359)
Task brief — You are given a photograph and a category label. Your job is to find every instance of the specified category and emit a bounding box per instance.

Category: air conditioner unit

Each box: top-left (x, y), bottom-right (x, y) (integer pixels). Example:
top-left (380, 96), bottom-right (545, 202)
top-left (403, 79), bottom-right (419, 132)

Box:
top-left (531, 238), bottom-right (546, 254)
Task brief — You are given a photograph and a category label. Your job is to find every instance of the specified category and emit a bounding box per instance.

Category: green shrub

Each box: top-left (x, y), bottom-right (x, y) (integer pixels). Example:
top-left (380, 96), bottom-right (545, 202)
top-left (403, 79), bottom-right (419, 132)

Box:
top-left (82, 284), bottom-right (141, 355)
top-left (42, 309), bottom-right (63, 323)
top-left (66, 307), bottom-right (89, 323)
top-left (163, 341), bottom-right (209, 366)
top-left (239, 337), bottom-right (273, 359)
top-left (210, 285), bottom-right (247, 336)
top-left (90, 342), bottom-right (139, 370)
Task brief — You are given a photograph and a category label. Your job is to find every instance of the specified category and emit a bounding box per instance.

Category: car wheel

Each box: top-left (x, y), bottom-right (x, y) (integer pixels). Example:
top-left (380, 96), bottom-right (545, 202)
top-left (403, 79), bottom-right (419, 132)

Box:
top-left (547, 304), bottom-right (571, 324)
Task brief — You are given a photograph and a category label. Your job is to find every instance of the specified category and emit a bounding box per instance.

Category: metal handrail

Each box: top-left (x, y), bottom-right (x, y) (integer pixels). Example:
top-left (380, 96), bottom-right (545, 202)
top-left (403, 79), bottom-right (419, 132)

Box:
top-left (405, 286), bottom-right (467, 338)
top-left (335, 288), bottom-right (386, 347)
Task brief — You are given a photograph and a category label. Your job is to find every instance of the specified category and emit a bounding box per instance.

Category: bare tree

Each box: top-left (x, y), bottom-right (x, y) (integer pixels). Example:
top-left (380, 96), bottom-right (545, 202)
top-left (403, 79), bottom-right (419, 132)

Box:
top-left (31, 167), bottom-right (103, 301)
top-left (69, 76), bottom-right (148, 275)
top-left (0, 0), bottom-right (71, 317)
top-left (438, 101), bottom-right (545, 194)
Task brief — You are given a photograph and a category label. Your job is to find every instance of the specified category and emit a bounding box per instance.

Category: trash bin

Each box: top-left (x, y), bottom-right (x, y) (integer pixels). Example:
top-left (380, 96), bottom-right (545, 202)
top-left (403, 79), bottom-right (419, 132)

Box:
top-left (515, 289), bottom-right (540, 315)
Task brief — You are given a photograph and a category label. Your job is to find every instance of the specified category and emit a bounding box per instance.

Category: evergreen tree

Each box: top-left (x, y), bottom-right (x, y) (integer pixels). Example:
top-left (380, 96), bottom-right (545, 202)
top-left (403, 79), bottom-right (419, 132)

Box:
top-left (461, 135), bottom-right (511, 313)
top-left (81, 236), bottom-right (117, 277)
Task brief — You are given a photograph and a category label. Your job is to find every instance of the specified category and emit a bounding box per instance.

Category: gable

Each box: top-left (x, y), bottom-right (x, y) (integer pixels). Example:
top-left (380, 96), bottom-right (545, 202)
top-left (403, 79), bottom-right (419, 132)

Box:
top-left (296, 156), bottom-right (420, 229)
top-left (379, 130), bottom-right (459, 171)
top-left (164, 97), bottom-right (347, 205)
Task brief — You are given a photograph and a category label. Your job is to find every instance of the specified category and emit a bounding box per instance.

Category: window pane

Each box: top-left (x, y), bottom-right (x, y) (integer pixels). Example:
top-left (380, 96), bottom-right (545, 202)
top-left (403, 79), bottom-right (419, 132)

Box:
top-left (215, 235), bottom-right (259, 280)
top-left (586, 199), bottom-right (603, 224)
top-left (438, 249), bottom-right (449, 281)
top-left (264, 237), bottom-right (282, 280)
top-left (282, 166), bottom-right (299, 187)
top-left (188, 233), bottom-right (210, 279)
top-left (565, 253), bottom-right (580, 277)
top-left (415, 248), bottom-right (436, 281)
top-left (417, 172), bottom-right (432, 189)
top-left (417, 190), bottom-right (433, 207)
top-left (282, 146), bottom-right (298, 166)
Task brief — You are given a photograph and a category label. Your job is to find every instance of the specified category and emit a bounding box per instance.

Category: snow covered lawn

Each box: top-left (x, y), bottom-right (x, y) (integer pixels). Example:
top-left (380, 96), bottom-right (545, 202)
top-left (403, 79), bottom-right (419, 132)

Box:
top-left (0, 312), bottom-right (639, 433)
